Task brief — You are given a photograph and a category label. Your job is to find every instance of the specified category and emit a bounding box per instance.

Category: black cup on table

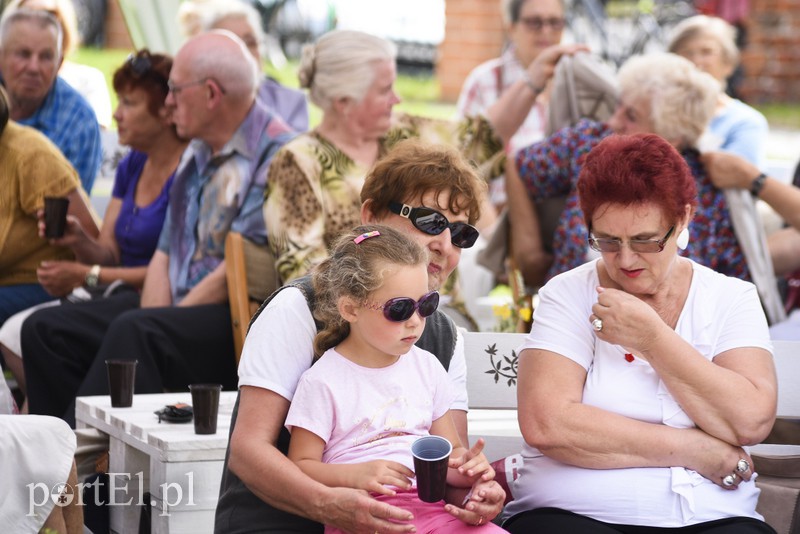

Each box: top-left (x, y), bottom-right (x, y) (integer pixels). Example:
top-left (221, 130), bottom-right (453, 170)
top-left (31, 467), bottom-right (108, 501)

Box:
top-left (189, 384), bottom-right (222, 434)
top-left (411, 435), bottom-right (452, 503)
top-left (43, 196), bottom-right (70, 238)
top-left (105, 359), bottom-right (137, 408)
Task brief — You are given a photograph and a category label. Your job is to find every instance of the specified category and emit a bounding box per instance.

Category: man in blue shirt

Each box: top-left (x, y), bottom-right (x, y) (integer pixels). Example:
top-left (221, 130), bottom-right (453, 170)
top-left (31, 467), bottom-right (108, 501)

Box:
top-left (0, 9), bottom-right (101, 193)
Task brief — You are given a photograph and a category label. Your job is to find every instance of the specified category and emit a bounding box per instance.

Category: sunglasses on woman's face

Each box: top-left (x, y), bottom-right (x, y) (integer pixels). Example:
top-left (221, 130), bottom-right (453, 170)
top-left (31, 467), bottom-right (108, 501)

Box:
top-left (364, 290), bottom-right (440, 322)
top-left (388, 202), bottom-right (480, 249)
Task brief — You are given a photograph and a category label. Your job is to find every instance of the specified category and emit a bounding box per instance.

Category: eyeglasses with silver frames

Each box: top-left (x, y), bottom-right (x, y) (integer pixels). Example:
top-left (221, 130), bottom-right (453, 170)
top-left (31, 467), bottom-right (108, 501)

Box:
top-left (588, 226), bottom-right (676, 253)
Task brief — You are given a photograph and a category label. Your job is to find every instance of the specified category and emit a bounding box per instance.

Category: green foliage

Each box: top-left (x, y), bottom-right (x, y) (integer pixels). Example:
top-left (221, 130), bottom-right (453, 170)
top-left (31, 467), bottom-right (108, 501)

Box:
top-left (67, 46), bottom-right (800, 133)
top-left (755, 104), bottom-right (800, 130)
top-left (72, 47), bottom-right (129, 114)
top-left (71, 47), bottom-right (457, 129)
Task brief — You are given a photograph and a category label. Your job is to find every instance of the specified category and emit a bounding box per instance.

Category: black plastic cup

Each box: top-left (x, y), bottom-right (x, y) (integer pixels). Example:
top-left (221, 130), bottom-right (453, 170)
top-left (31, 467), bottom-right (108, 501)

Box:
top-left (43, 196), bottom-right (70, 238)
top-left (412, 435), bottom-right (452, 503)
top-left (105, 360), bottom-right (137, 408)
top-left (189, 384), bottom-right (222, 434)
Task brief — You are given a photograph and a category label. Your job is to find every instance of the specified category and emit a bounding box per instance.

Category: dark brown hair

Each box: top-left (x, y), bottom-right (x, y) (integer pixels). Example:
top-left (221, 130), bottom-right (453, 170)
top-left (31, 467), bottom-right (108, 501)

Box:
top-left (361, 139), bottom-right (485, 225)
top-left (112, 50), bottom-right (172, 118)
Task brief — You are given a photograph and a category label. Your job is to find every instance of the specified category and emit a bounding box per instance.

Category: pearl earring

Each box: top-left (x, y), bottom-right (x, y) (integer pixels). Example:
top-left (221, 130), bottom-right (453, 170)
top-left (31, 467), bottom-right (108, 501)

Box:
top-left (676, 228), bottom-right (689, 250)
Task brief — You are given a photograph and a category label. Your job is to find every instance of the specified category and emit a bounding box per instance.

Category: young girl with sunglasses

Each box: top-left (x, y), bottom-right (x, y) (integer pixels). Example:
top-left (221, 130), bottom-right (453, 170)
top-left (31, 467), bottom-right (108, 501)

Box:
top-left (286, 225), bottom-right (505, 532)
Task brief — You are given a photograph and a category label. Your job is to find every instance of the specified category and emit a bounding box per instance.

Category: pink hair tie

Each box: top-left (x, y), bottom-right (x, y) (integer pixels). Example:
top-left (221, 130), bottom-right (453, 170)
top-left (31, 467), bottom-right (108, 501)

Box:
top-left (353, 230), bottom-right (381, 244)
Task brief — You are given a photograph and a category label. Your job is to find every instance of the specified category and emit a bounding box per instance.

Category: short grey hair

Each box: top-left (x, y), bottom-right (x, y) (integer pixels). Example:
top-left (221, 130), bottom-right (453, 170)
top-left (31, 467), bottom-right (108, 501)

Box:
top-left (297, 30), bottom-right (396, 111)
top-left (668, 14), bottom-right (740, 68)
top-left (618, 53), bottom-right (720, 149)
top-left (0, 9), bottom-right (62, 59)
top-left (177, 0), bottom-right (266, 58)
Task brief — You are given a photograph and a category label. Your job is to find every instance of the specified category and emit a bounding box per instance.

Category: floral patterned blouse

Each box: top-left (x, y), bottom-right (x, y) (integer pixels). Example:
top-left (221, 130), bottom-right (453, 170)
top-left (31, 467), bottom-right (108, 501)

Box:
top-left (516, 118), bottom-right (750, 283)
top-left (264, 112), bottom-right (503, 284)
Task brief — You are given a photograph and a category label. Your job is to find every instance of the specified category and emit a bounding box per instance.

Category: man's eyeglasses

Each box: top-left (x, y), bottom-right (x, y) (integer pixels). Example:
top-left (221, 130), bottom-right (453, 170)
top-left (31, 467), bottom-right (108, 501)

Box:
top-left (167, 77), bottom-right (227, 97)
top-left (519, 16), bottom-right (566, 31)
top-left (126, 51), bottom-right (152, 77)
top-left (388, 202), bottom-right (480, 249)
top-left (588, 226), bottom-right (676, 253)
top-left (364, 291), bottom-right (440, 322)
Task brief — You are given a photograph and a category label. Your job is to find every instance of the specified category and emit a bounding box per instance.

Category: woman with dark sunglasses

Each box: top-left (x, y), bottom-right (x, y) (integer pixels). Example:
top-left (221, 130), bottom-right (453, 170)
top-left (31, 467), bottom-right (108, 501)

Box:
top-left (263, 28), bottom-right (583, 287)
top-left (285, 224), bottom-right (506, 533)
top-left (502, 133), bottom-right (778, 533)
top-left (0, 50), bottom-right (187, 412)
top-left (217, 140), bottom-right (505, 533)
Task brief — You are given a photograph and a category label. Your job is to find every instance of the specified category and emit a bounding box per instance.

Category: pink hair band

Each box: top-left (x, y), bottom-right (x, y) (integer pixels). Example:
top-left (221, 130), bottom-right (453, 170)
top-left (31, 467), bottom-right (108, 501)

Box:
top-left (353, 230), bottom-right (381, 244)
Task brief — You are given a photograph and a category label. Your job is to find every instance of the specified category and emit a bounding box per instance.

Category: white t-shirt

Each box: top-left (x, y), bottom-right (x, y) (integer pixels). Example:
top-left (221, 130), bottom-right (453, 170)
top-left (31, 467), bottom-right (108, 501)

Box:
top-left (60, 61), bottom-right (113, 130)
top-left (0, 415), bottom-right (76, 531)
top-left (237, 287), bottom-right (469, 411)
top-left (286, 346), bottom-right (454, 473)
top-left (503, 259), bottom-right (772, 526)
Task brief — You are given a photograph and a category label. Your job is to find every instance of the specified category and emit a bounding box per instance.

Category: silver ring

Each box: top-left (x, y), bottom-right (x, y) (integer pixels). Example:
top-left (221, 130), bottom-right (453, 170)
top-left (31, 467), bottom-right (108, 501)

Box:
top-left (737, 459), bottom-right (750, 473)
top-left (723, 473), bottom-right (737, 487)
top-left (592, 318), bottom-right (603, 332)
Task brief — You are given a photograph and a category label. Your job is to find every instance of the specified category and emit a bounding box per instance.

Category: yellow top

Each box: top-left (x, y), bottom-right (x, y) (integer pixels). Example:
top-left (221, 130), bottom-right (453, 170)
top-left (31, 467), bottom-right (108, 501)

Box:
top-left (0, 121), bottom-right (81, 286)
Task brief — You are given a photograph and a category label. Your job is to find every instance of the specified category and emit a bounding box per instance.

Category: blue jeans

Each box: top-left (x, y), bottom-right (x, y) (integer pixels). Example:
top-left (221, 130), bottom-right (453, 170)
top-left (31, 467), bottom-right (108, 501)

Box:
top-left (0, 284), bottom-right (51, 327)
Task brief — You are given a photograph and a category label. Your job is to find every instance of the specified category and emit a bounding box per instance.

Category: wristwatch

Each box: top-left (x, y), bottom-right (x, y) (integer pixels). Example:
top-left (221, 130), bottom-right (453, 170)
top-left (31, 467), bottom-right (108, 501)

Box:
top-left (750, 173), bottom-right (767, 197)
top-left (85, 264), bottom-right (101, 287)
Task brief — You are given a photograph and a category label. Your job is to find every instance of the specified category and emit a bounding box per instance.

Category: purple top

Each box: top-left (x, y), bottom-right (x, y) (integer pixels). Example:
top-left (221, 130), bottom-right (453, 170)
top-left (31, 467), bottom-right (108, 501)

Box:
top-left (258, 77), bottom-right (307, 133)
top-left (112, 150), bottom-right (174, 267)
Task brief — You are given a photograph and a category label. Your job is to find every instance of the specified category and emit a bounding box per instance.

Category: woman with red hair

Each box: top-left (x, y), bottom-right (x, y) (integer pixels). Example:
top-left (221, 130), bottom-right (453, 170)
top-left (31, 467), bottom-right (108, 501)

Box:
top-left (503, 133), bottom-right (778, 533)
top-left (507, 52), bottom-right (750, 290)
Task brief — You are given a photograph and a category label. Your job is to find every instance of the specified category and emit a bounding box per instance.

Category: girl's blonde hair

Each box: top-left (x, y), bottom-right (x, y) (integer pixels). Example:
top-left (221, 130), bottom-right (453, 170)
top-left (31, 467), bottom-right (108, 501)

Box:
top-left (312, 225), bottom-right (428, 359)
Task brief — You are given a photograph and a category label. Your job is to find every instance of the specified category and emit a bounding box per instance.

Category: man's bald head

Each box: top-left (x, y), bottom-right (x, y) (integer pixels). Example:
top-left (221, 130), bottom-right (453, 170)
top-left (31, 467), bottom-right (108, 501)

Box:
top-left (175, 30), bottom-right (258, 101)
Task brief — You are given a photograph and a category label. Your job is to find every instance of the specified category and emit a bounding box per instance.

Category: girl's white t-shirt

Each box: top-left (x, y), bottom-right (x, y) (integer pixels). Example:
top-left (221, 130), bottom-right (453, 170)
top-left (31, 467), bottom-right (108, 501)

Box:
top-left (286, 345), bottom-right (454, 472)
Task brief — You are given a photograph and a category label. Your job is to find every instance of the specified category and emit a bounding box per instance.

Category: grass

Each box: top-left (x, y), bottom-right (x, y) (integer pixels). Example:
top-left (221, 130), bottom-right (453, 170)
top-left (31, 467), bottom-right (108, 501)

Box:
top-left (73, 46), bottom-right (797, 131)
top-left (754, 104), bottom-right (800, 130)
top-left (72, 47), bottom-right (456, 128)
top-left (72, 47), bottom-right (129, 113)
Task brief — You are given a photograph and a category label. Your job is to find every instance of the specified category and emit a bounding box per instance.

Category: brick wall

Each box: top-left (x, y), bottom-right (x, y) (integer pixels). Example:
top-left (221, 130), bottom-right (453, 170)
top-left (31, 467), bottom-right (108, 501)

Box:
top-left (105, 0), bottom-right (133, 50)
top-left (438, 0), bottom-right (505, 102)
top-left (740, 0), bottom-right (800, 103)
top-left (439, 0), bottom-right (800, 104)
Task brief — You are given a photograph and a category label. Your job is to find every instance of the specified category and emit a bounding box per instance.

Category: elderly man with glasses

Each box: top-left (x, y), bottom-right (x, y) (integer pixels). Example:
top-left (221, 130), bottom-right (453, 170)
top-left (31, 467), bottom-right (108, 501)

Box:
top-left (20, 30), bottom-right (294, 426)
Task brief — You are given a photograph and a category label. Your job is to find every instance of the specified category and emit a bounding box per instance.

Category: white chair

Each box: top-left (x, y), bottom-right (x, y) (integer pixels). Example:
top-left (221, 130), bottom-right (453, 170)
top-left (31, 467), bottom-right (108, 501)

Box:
top-left (751, 340), bottom-right (800, 534)
top-left (463, 331), bottom-right (525, 462)
top-left (117, 0), bottom-right (182, 54)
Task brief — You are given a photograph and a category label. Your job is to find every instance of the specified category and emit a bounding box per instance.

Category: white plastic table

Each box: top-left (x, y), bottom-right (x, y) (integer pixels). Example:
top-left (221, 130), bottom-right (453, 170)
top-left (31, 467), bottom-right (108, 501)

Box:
top-left (75, 391), bottom-right (238, 534)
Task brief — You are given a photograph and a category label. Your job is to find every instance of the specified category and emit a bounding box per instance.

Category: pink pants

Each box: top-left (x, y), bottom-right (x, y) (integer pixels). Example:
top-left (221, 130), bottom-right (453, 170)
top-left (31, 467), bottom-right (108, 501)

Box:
top-left (325, 489), bottom-right (505, 533)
